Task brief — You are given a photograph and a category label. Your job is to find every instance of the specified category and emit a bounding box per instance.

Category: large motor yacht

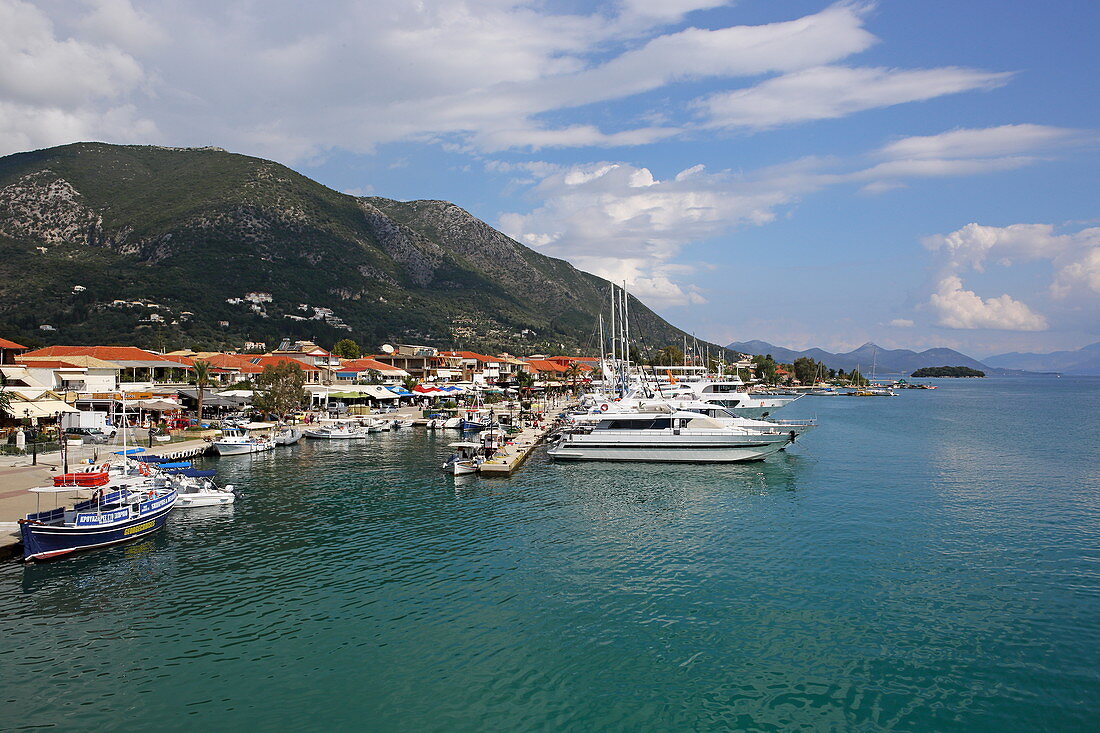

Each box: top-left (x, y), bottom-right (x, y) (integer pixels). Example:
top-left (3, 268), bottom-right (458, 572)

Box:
top-left (547, 407), bottom-right (794, 463)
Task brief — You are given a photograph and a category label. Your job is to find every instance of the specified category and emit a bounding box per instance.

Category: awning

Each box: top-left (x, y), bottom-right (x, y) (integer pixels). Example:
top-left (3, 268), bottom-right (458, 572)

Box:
top-left (13, 398), bottom-right (81, 418)
top-left (135, 399), bottom-right (182, 410)
top-left (365, 385), bottom-right (400, 400)
top-left (387, 387), bottom-right (414, 396)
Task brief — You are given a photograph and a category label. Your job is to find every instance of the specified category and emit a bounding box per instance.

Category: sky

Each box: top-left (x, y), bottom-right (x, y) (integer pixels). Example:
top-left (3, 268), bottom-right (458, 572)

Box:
top-left (2, 0), bottom-right (1098, 357)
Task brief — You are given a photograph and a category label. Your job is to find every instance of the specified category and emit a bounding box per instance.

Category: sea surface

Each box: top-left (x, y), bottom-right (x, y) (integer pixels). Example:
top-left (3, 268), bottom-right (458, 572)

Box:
top-left (2, 377), bottom-right (1099, 731)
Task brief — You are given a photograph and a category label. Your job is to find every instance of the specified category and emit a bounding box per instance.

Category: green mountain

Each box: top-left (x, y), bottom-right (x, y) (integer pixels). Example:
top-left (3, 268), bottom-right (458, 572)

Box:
top-left (0, 143), bottom-right (699, 355)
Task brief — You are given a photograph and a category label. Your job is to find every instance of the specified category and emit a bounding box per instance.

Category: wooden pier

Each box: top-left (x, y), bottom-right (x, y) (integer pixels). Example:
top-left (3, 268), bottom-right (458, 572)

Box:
top-left (478, 423), bottom-right (553, 476)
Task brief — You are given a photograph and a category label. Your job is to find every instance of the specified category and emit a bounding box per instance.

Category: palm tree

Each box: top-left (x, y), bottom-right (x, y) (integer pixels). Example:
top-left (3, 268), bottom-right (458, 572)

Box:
top-left (192, 359), bottom-right (211, 423)
top-left (514, 370), bottom-right (535, 403)
top-left (563, 362), bottom-right (583, 395)
top-left (0, 373), bottom-right (11, 417)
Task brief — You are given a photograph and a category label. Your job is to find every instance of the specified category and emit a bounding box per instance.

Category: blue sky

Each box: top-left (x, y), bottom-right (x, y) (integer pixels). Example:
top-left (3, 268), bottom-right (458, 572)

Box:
top-left (4, 0), bottom-right (1098, 356)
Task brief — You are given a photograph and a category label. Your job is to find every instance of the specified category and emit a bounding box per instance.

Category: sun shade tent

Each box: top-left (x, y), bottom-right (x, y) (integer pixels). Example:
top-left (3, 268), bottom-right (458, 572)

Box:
top-left (364, 385), bottom-right (400, 400)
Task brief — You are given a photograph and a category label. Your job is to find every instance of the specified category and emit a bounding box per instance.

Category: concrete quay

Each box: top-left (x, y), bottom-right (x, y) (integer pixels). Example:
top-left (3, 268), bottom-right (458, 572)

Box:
top-left (477, 423), bottom-right (554, 475)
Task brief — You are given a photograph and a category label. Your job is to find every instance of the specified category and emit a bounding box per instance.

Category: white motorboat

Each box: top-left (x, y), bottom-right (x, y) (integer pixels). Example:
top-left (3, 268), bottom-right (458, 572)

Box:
top-left (547, 408), bottom-right (793, 463)
top-left (273, 426), bottom-right (303, 445)
top-left (573, 399), bottom-right (815, 438)
top-left (212, 424), bottom-right (276, 455)
top-left (304, 423), bottom-right (360, 439)
top-left (658, 375), bottom-right (802, 419)
top-left (443, 417), bottom-right (464, 429)
top-left (443, 441), bottom-right (488, 475)
top-left (172, 474), bottom-right (236, 507)
top-left (452, 459), bottom-right (480, 475)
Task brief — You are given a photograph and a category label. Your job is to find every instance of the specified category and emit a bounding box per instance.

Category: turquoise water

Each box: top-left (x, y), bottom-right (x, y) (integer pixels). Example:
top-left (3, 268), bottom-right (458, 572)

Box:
top-left (2, 377), bottom-right (1099, 731)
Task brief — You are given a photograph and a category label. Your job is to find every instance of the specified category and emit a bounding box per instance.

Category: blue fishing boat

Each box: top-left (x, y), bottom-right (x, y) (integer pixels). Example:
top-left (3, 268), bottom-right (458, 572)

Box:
top-left (18, 484), bottom-right (177, 562)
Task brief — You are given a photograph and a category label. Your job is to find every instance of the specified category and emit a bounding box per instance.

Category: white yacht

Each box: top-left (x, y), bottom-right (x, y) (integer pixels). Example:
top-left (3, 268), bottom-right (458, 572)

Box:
top-left (304, 423), bottom-right (359, 439)
top-left (212, 423), bottom-right (276, 455)
top-left (652, 375), bottom-right (801, 419)
top-left (573, 399), bottom-right (815, 438)
top-left (547, 407), bottom-right (793, 463)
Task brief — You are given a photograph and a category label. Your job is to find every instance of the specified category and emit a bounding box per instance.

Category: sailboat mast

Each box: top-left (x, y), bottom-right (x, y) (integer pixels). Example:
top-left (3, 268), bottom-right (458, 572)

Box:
top-left (598, 313), bottom-right (605, 377)
top-left (623, 281), bottom-right (630, 366)
top-left (609, 285), bottom-right (617, 368)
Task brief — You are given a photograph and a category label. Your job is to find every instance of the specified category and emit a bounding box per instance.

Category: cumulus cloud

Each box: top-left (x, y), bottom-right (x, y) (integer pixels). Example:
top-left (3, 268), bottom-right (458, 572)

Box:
top-left (698, 65), bottom-right (1010, 129)
top-left (498, 161), bottom-right (798, 306)
top-left (495, 128), bottom-right (1095, 309)
top-left (924, 222), bottom-right (1100, 299)
top-left (888, 318), bottom-right (915, 327)
top-left (929, 276), bottom-right (1048, 331)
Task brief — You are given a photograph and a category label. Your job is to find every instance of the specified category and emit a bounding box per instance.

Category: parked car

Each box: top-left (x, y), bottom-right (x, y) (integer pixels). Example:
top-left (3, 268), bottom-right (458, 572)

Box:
top-left (64, 427), bottom-right (111, 444)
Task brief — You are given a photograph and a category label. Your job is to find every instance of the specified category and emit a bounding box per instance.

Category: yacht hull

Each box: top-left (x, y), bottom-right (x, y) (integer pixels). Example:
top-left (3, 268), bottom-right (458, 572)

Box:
top-left (548, 436), bottom-right (790, 463)
top-left (212, 442), bottom-right (273, 455)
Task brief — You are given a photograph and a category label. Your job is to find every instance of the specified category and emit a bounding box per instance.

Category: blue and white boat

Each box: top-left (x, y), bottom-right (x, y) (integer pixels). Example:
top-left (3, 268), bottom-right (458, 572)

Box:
top-left (19, 482), bottom-right (177, 562)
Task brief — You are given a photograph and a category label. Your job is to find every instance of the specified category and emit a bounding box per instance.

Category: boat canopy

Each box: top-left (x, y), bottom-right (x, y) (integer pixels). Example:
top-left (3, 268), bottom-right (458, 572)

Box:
top-left (449, 442), bottom-right (482, 448)
top-left (243, 422), bottom-right (276, 430)
top-left (158, 461), bottom-right (191, 469)
top-left (112, 447), bottom-right (146, 455)
top-left (29, 486), bottom-right (91, 493)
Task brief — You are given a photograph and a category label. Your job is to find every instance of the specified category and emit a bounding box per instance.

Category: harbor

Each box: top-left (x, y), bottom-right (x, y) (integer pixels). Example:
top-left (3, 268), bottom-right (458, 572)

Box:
top-left (3, 376), bottom-right (1098, 730)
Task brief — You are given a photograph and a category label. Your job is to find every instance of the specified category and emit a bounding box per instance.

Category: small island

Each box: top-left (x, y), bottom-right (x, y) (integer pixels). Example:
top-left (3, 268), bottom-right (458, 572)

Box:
top-left (910, 366), bottom-right (986, 378)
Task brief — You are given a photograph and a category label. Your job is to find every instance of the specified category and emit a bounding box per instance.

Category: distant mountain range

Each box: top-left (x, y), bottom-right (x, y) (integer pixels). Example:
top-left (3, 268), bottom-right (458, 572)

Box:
top-left (725, 340), bottom-right (1038, 376)
top-left (984, 342), bottom-right (1100, 376)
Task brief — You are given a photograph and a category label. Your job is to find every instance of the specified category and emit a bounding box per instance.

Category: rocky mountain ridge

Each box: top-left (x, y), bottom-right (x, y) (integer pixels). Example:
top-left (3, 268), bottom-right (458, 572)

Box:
top-left (0, 143), bottom-right (697, 354)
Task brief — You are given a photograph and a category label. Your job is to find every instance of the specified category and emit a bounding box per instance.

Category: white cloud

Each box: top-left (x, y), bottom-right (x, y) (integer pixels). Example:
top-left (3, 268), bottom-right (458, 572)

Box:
top-left (924, 222), bottom-right (1100, 301)
top-left (879, 124), bottom-right (1086, 160)
top-left (698, 65), bottom-right (1010, 129)
top-left (75, 0), bottom-right (167, 53)
top-left (499, 161), bottom-right (797, 305)
top-left (888, 318), bottom-right (914, 327)
top-left (497, 128), bottom-right (1096, 309)
top-left (0, 0), bottom-right (145, 107)
top-left (1053, 247), bottom-right (1100, 298)
top-left (0, 0), bottom-right (1020, 161)
top-left (929, 276), bottom-right (1048, 331)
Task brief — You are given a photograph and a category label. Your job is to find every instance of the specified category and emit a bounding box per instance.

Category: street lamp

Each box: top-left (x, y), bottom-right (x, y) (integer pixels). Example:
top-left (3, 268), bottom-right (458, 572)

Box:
top-left (22, 408), bottom-right (36, 466)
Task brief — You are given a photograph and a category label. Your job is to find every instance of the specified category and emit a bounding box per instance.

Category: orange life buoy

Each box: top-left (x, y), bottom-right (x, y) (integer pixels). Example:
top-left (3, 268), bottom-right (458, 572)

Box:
top-left (599, 404), bottom-right (609, 412)
top-left (138, 463), bottom-right (151, 476)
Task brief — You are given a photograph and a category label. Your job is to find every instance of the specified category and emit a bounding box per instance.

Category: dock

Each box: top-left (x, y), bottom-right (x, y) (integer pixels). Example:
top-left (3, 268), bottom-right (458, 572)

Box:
top-left (478, 423), bottom-right (553, 476)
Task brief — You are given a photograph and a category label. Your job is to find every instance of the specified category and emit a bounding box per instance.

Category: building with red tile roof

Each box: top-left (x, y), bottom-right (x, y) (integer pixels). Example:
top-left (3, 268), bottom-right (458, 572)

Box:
top-left (0, 337), bottom-right (28, 364)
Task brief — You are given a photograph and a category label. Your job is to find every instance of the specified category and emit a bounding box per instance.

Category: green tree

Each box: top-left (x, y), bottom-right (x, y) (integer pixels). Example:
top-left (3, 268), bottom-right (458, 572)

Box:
top-left (848, 369), bottom-right (868, 387)
top-left (514, 370), bottom-right (535, 402)
top-left (401, 376), bottom-right (419, 392)
top-left (252, 361), bottom-right (307, 421)
top-left (362, 369), bottom-right (383, 385)
top-left (191, 359), bottom-right (211, 422)
top-left (332, 339), bottom-right (361, 359)
top-left (563, 362), bottom-right (583, 393)
top-left (752, 354), bottom-right (778, 384)
top-left (793, 357), bottom-right (824, 385)
top-left (653, 345), bottom-right (684, 366)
